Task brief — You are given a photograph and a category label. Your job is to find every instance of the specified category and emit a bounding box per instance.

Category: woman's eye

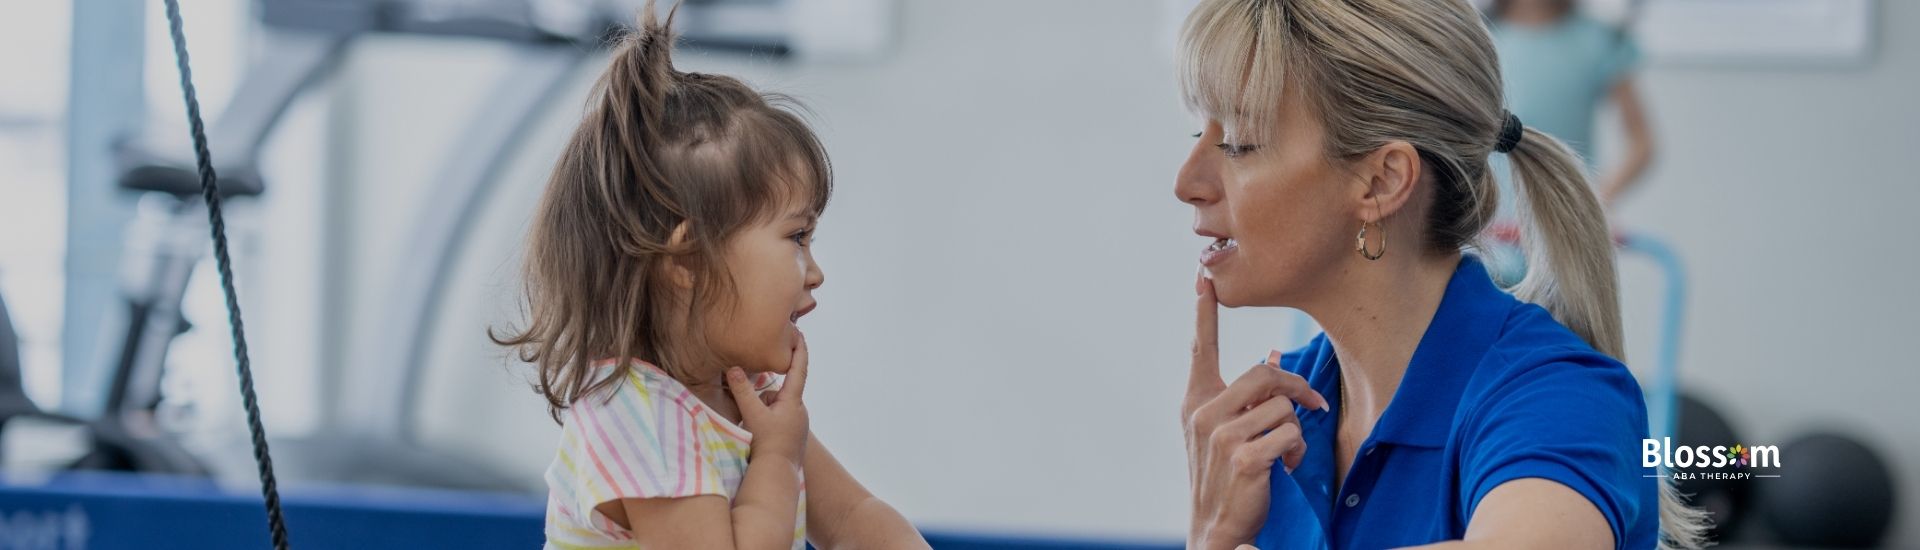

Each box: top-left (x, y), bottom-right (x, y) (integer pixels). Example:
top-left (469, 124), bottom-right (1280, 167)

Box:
top-left (1215, 142), bottom-right (1259, 158)
top-left (1191, 131), bottom-right (1203, 138)
top-left (790, 230), bottom-right (811, 245)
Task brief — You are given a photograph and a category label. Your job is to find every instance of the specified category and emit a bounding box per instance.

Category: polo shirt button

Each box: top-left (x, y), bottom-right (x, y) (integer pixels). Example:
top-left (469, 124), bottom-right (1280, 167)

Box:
top-left (1345, 494), bottom-right (1361, 507)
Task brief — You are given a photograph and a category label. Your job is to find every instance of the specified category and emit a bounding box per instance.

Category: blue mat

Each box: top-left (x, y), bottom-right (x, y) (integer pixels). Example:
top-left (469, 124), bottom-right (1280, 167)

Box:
top-left (1, 472), bottom-right (1182, 549)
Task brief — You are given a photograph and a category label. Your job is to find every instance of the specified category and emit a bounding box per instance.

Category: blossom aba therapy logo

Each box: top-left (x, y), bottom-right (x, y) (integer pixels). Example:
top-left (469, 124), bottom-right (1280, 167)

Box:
top-left (1642, 438), bottom-right (1783, 480)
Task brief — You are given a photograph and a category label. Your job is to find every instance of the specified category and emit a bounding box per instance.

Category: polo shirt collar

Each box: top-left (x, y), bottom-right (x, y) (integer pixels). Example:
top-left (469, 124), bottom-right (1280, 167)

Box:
top-left (1362, 254), bottom-right (1512, 448)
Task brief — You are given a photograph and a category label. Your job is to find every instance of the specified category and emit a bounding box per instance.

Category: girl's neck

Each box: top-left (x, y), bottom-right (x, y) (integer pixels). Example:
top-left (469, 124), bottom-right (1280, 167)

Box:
top-left (660, 356), bottom-right (747, 424)
top-left (693, 383), bottom-right (743, 425)
top-left (1301, 252), bottom-right (1459, 421)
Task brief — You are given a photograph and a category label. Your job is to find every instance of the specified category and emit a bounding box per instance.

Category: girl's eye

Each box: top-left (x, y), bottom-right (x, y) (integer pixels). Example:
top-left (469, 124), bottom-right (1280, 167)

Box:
top-left (1215, 142), bottom-right (1259, 158)
top-left (1191, 131), bottom-right (1203, 138)
top-left (790, 230), bottom-right (812, 246)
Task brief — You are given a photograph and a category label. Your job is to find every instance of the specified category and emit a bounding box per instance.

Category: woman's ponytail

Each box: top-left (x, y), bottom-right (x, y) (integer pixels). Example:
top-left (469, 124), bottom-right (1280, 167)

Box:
top-left (1503, 127), bottom-right (1623, 358)
top-left (1504, 127), bottom-right (1710, 550)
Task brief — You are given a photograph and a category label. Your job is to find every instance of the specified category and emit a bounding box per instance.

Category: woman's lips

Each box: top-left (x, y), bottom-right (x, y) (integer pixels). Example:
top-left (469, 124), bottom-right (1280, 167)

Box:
top-left (1199, 237), bottom-right (1238, 267)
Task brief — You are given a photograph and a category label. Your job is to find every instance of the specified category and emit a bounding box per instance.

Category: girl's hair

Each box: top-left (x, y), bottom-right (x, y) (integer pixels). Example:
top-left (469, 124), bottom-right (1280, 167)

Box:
top-left (493, 3), bottom-right (831, 423)
top-left (1177, 0), bottom-right (1705, 547)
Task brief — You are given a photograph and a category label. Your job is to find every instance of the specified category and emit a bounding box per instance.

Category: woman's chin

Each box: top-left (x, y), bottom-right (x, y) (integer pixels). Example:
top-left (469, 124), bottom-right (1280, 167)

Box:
top-left (1210, 276), bottom-right (1249, 307)
top-left (1213, 278), bottom-right (1292, 309)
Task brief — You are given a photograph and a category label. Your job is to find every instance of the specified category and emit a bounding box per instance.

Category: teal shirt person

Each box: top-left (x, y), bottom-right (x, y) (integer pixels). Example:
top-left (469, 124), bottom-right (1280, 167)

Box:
top-left (1488, 14), bottom-right (1642, 220)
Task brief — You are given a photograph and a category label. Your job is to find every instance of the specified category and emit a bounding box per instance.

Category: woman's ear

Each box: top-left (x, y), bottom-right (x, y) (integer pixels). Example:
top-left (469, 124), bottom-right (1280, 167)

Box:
top-left (1352, 140), bottom-right (1423, 222)
top-left (665, 221), bottom-right (696, 289)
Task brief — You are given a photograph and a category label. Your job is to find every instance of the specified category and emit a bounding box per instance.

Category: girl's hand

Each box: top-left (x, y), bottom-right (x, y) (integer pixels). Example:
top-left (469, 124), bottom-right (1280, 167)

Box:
top-left (1184, 274), bottom-right (1329, 550)
top-left (727, 333), bottom-right (811, 463)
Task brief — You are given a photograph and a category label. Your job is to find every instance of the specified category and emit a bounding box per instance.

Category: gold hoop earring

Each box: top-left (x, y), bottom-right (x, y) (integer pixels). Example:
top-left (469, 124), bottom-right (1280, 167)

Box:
top-left (1356, 220), bottom-right (1386, 261)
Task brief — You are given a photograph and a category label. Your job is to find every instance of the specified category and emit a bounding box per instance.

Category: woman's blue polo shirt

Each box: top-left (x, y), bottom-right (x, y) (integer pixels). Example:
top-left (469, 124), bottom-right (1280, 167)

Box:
top-left (1253, 255), bottom-right (1658, 549)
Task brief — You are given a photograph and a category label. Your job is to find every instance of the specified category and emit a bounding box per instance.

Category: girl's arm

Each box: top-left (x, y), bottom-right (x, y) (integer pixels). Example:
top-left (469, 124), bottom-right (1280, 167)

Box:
top-left (598, 354), bottom-right (814, 549)
top-left (605, 452), bottom-right (804, 549)
top-left (803, 433), bottom-right (930, 550)
top-left (1597, 76), bottom-right (1655, 208)
top-left (599, 486), bottom-right (799, 550)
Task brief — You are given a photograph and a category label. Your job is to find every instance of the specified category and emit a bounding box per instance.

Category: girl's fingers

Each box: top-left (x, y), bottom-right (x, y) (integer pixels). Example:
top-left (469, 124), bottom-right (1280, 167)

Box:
top-left (779, 332), bottom-right (808, 401)
top-left (726, 367), bottom-right (768, 419)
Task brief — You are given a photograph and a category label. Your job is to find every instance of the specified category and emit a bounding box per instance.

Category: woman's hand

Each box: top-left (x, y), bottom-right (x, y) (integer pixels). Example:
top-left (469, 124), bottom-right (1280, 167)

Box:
top-left (727, 333), bottom-right (811, 463)
top-left (1184, 273), bottom-right (1329, 550)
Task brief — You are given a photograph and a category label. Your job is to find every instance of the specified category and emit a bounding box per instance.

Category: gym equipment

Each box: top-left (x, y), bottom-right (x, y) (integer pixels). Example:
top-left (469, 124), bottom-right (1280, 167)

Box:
top-left (1759, 431), bottom-right (1897, 548)
top-left (23, 0), bottom-right (598, 494)
top-left (1, 292), bottom-right (89, 467)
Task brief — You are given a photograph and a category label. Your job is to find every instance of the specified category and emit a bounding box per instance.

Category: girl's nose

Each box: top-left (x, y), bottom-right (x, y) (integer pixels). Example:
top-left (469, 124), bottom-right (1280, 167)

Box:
top-left (805, 257), bottom-right (825, 291)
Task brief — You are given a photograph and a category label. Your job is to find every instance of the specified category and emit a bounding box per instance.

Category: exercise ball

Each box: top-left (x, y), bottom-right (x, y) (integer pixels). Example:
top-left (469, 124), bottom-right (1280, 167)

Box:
top-left (1759, 431), bottom-right (1897, 548)
top-left (1673, 393), bottom-right (1751, 541)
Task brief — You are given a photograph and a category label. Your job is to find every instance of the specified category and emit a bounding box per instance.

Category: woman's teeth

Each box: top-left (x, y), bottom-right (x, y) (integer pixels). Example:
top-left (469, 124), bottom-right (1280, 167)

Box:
top-left (1200, 237), bottom-right (1238, 267)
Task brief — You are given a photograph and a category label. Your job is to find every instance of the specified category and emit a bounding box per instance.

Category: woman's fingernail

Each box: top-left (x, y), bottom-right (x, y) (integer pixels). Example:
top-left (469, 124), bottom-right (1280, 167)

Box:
top-left (1265, 350), bottom-right (1281, 365)
top-left (1195, 266), bottom-right (1205, 295)
top-left (727, 367), bottom-right (744, 381)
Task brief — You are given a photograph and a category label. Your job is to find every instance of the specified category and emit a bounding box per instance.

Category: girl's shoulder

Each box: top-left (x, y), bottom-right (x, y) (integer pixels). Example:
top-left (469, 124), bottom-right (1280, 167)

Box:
top-left (565, 360), bottom-right (699, 422)
top-left (562, 360), bottom-right (764, 440)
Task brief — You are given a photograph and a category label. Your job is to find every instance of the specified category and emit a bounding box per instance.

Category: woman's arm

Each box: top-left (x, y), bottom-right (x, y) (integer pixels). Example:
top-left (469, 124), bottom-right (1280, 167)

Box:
top-left (1395, 478), bottom-right (1613, 550)
top-left (1597, 76), bottom-right (1655, 208)
top-left (803, 433), bottom-right (930, 549)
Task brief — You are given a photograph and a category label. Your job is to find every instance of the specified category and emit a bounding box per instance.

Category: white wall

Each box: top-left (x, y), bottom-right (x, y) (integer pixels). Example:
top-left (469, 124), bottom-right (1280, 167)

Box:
top-left (315, 0), bottom-right (1919, 544)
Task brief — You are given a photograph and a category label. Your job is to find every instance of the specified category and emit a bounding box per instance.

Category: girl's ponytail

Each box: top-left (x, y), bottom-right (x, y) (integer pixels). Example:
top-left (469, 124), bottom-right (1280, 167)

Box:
top-left (594, 2), bottom-right (687, 258)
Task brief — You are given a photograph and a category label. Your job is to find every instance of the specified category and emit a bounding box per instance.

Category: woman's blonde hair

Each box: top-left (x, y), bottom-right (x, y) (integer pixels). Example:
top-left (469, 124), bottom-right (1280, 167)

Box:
top-left (1177, 0), bottom-right (1706, 547)
top-left (493, 2), bottom-right (831, 423)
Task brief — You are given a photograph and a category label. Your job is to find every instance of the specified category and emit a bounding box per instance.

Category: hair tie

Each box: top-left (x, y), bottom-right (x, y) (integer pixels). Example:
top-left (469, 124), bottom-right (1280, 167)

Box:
top-left (1495, 111), bottom-right (1524, 154)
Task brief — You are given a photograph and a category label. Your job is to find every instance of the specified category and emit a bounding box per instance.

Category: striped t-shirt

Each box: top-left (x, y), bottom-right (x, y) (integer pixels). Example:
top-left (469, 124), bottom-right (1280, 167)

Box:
top-left (544, 360), bottom-right (805, 549)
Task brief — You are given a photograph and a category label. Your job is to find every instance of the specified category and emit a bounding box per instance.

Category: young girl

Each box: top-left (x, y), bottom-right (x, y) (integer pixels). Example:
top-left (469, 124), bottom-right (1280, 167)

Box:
top-left (493, 6), bottom-right (928, 549)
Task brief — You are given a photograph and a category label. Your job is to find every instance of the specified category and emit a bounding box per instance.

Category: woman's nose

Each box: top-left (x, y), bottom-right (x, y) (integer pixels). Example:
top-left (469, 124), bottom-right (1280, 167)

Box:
top-left (1175, 145), bottom-right (1222, 206)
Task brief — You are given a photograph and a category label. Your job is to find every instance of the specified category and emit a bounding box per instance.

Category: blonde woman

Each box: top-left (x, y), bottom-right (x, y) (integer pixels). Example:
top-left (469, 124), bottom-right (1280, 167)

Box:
top-left (1172, 0), bottom-right (1705, 549)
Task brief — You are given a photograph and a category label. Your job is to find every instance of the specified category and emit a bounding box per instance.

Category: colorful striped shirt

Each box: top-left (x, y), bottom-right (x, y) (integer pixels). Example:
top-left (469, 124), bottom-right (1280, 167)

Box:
top-left (544, 360), bottom-right (805, 549)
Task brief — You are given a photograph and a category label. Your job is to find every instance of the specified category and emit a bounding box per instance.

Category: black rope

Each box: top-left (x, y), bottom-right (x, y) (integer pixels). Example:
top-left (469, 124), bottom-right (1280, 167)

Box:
top-left (160, 1), bottom-right (291, 548)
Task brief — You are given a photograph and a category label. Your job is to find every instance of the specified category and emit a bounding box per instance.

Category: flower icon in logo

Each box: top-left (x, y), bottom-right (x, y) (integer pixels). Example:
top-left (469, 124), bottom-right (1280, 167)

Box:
top-left (1729, 444), bottom-right (1748, 467)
